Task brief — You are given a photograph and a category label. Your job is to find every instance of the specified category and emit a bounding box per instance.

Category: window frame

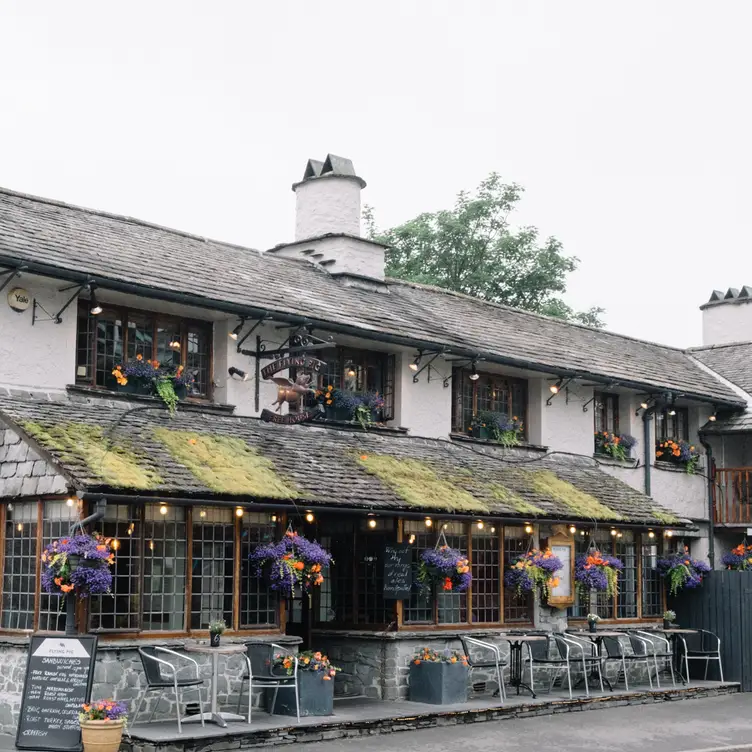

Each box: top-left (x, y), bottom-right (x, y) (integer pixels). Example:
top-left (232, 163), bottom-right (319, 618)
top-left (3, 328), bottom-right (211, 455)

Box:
top-left (593, 392), bottom-right (619, 435)
top-left (654, 407), bottom-right (690, 442)
top-left (451, 369), bottom-right (528, 437)
top-left (75, 302), bottom-right (214, 400)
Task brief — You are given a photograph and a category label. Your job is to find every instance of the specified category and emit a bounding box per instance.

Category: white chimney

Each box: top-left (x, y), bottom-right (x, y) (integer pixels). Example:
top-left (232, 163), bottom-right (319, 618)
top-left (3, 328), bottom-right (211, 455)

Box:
top-left (701, 286), bottom-right (752, 345)
top-left (267, 155), bottom-right (388, 283)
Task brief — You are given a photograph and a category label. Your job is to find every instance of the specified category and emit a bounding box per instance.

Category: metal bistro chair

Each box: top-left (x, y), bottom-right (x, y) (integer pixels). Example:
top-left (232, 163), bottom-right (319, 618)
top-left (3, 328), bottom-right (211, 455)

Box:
top-left (677, 629), bottom-right (724, 684)
top-left (237, 642), bottom-right (300, 723)
top-left (634, 630), bottom-right (675, 688)
top-left (600, 634), bottom-right (655, 691)
top-left (132, 647), bottom-right (206, 734)
top-left (553, 633), bottom-right (604, 698)
top-left (459, 635), bottom-right (507, 701)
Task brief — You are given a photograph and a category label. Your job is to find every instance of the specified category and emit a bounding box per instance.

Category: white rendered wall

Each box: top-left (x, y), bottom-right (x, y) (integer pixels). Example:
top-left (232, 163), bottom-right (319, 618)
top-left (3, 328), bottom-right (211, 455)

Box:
top-left (295, 176), bottom-right (362, 240)
top-left (702, 300), bottom-right (752, 345)
top-left (0, 274), bottom-right (76, 392)
top-left (395, 352), bottom-right (452, 438)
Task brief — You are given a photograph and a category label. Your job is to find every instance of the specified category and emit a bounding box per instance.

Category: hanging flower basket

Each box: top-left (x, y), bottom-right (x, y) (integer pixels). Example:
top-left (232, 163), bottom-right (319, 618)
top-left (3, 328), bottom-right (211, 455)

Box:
top-left (41, 533), bottom-right (114, 597)
top-left (249, 530), bottom-right (333, 597)
top-left (656, 547), bottom-right (711, 596)
top-left (417, 546), bottom-right (472, 593)
top-left (721, 542), bottom-right (752, 570)
top-left (504, 548), bottom-right (563, 601)
top-left (574, 550), bottom-right (624, 598)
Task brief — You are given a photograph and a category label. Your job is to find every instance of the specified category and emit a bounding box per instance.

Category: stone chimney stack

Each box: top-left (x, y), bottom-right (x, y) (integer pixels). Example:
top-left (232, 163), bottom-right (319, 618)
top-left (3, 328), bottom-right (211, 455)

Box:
top-left (267, 155), bottom-right (388, 284)
top-left (294, 155), bottom-right (365, 240)
top-left (701, 286), bottom-right (752, 345)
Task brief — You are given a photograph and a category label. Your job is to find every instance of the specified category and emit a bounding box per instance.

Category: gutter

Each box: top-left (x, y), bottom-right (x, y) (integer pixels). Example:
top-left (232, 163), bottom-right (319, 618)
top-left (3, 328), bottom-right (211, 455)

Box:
top-left (642, 406), bottom-right (656, 496)
top-left (0, 256), bottom-right (743, 409)
top-left (699, 434), bottom-right (716, 568)
top-left (82, 492), bottom-right (691, 530)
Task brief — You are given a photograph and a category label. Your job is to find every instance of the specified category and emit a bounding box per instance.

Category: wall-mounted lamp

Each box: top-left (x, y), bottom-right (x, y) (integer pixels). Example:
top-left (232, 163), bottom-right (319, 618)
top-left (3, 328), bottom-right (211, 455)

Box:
top-left (305, 511), bottom-right (315, 523)
top-left (546, 378), bottom-right (572, 406)
top-left (235, 507), bottom-right (244, 518)
top-left (409, 351), bottom-right (423, 372)
top-left (229, 319), bottom-right (245, 341)
top-left (550, 379), bottom-right (563, 395)
top-left (708, 413), bottom-right (717, 422)
top-left (88, 284), bottom-right (103, 316)
top-left (648, 530), bottom-right (655, 539)
top-left (569, 525), bottom-right (577, 534)
top-left (477, 521), bottom-right (484, 530)
top-left (524, 523), bottom-right (533, 534)
top-left (346, 361), bottom-right (357, 378)
top-left (228, 367), bottom-right (249, 381)
top-left (169, 337), bottom-right (181, 351)
top-left (368, 515), bottom-right (377, 529)
top-left (159, 505), bottom-right (168, 516)
top-left (425, 517), bottom-right (433, 527)
top-left (469, 362), bottom-right (479, 381)
top-left (610, 528), bottom-right (617, 536)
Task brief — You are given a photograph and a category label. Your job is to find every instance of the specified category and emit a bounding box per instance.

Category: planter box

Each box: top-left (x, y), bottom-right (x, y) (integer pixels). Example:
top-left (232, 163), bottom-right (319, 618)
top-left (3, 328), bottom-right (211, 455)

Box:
top-left (324, 406), bottom-right (353, 422)
top-left (469, 426), bottom-right (491, 441)
top-left (266, 670), bottom-right (334, 716)
top-left (409, 661), bottom-right (468, 705)
top-left (116, 381), bottom-right (152, 396)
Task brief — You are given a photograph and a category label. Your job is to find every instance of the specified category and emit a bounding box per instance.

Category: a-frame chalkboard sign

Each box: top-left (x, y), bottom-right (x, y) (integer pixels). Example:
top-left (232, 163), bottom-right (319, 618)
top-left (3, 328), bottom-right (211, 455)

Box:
top-left (16, 634), bottom-right (98, 752)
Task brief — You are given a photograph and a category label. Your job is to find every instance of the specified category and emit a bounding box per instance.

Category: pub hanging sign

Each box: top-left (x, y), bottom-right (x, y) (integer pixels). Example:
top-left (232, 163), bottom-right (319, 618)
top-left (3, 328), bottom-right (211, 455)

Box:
top-left (260, 354), bottom-right (326, 425)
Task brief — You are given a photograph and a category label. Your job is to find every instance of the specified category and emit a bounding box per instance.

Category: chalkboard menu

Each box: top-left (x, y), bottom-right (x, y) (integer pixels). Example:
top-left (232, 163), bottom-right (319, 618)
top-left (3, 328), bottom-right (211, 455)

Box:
top-left (383, 543), bottom-right (412, 600)
top-left (16, 635), bottom-right (98, 752)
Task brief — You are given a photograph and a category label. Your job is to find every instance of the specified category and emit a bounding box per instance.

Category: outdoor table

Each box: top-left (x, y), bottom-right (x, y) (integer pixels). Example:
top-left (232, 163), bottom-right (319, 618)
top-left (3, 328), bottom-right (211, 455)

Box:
top-left (568, 630), bottom-right (626, 691)
top-left (183, 641), bottom-right (248, 727)
top-left (501, 634), bottom-right (547, 698)
top-left (660, 628), bottom-right (698, 684)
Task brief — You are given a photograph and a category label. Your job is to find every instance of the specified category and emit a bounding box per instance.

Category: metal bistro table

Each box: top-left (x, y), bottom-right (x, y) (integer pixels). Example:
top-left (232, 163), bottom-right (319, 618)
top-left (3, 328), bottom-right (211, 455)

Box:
top-left (183, 641), bottom-right (250, 727)
top-left (661, 628), bottom-right (698, 685)
top-left (502, 634), bottom-right (547, 698)
top-left (568, 630), bottom-right (625, 692)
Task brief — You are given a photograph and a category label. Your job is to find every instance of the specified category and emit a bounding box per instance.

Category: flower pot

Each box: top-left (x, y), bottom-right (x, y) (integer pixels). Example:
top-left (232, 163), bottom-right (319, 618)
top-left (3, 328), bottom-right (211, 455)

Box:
top-left (588, 622), bottom-right (597, 633)
top-left (470, 426), bottom-right (491, 441)
top-left (663, 619), bottom-right (672, 630)
top-left (210, 632), bottom-right (221, 647)
top-left (174, 384), bottom-right (188, 400)
top-left (409, 661), bottom-right (468, 705)
top-left (266, 670), bottom-right (334, 716)
top-left (116, 381), bottom-right (152, 396)
top-left (80, 719), bottom-right (125, 752)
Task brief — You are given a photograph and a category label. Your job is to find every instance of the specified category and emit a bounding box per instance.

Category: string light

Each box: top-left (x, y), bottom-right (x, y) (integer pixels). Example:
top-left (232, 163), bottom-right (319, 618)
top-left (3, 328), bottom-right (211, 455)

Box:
top-left (666, 530), bottom-right (674, 538)
top-left (580, 530), bottom-right (586, 536)
top-left (616, 532), bottom-right (623, 538)
top-left (65, 497), bottom-right (75, 507)
top-left (16, 523), bottom-right (22, 532)
top-left (425, 518), bottom-right (433, 527)
top-left (524, 524), bottom-right (533, 534)
top-left (305, 511), bottom-right (315, 523)
top-left (490, 527), bottom-right (496, 533)
top-left (477, 521), bottom-right (484, 530)
top-left (648, 530), bottom-right (655, 539)
top-left (569, 525), bottom-right (577, 534)
top-left (112, 539), bottom-right (120, 550)
top-left (346, 362), bottom-right (357, 378)
top-left (368, 518), bottom-right (377, 529)
top-left (159, 505), bottom-right (168, 516)
top-left (271, 514), bottom-right (277, 523)
top-left (408, 534), bottom-right (416, 544)
top-left (199, 510), bottom-right (207, 519)
top-left (169, 337), bottom-right (181, 351)
top-left (149, 540), bottom-right (155, 551)
top-left (235, 507), bottom-right (244, 518)
top-left (610, 529), bottom-right (617, 536)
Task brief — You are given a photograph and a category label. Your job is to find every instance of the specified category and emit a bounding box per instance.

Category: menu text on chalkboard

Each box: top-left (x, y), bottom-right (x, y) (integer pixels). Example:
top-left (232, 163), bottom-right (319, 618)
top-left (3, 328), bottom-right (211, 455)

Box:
top-left (16, 635), bottom-right (98, 752)
top-left (383, 543), bottom-right (412, 600)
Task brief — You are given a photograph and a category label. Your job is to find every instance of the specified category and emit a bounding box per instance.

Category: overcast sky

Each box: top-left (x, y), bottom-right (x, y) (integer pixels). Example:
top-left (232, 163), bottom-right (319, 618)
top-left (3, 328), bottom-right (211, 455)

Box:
top-left (1, 2), bottom-right (749, 348)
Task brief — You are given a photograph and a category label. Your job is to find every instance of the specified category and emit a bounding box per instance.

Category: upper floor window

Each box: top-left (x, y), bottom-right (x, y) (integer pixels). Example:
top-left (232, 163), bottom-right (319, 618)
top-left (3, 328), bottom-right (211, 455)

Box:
top-left (302, 347), bottom-right (395, 421)
top-left (75, 303), bottom-right (213, 398)
top-left (451, 369), bottom-right (527, 436)
top-left (655, 407), bottom-right (689, 441)
top-left (594, 392), bottom-right (619, 434)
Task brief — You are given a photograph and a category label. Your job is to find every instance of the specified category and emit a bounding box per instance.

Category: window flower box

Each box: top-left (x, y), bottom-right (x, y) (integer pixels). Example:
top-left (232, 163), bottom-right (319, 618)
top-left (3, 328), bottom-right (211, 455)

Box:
top-left (469, 411), bottom-right (524, 447)
top-left (409, 649), bottom-right (469, 704)
top-left (655, 439), bottom-right (700, 474)
top-left (594, 431), bottom-right (637, 461)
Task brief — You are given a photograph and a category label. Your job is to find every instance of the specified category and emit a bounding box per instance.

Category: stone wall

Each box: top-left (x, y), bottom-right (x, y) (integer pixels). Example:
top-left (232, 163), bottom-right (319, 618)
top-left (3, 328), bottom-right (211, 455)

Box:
top-left (0, 635), bottom-right (300, 734)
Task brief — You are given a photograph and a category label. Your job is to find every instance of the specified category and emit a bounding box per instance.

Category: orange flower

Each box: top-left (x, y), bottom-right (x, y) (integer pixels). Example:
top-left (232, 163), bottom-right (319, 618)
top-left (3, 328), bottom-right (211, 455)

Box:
top-left (323, 675), bottom-right (331, 680)
top-left (442, 577), bottom-right (453, 591)
top-left (189, 438), bottom-right (197, 445)
top-left (60, 584), bottom-right (74, 593)
top-left (136, 354), bottom-right (143, 361)
top-left (54, 577), bottom-right (62, 586)
top-left (413, 659), bottom-right (421, 665)
top-left (294, 561), bottom-right (305, 571)
top-left (360, 455), bottom-right (368, 460)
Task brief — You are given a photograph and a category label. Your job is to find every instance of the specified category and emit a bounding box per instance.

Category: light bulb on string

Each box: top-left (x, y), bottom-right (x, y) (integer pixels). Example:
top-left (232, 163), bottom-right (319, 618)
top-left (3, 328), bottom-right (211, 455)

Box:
top-left (305, 511), bottom-right (315, 523)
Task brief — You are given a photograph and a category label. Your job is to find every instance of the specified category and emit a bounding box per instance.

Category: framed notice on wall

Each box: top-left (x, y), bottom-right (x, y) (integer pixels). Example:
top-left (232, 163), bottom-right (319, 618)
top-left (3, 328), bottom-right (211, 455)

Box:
top-left (545, 532), bottom-right (575, 607)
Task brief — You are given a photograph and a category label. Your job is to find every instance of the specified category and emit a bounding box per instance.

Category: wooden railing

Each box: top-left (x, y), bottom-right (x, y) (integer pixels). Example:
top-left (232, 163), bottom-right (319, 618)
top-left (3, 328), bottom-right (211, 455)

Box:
top-left (714, 468), bottom-right (752, 524)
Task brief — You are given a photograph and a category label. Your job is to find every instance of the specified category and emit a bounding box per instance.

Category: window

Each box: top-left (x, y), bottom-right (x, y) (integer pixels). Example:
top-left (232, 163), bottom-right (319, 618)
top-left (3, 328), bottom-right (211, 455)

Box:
top-left (569, 530), bottom-right (663, 621)
top-left (75, 303), bottom-right (213, 398)
top-left (594, 393), bottom-right (619, 434)
top-left (303, 347), bottom-right (395, 421)
top-left (503, 526), bottom-right (533, 624)
top-left (240, 514), bottom-right (279, 627)
top-left (1, 502), bottom-right (38, 631)
top-left (451, 369), bottom-right (527, 435)
top-left (655, 407), bottom-right (690, 442)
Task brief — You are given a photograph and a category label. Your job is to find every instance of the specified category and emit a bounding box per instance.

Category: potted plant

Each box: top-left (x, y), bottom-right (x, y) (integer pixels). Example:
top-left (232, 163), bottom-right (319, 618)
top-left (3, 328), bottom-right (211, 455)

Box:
top-left (721, 542), bottom-right (752, 570)
top-left (79, 700), bottom-right (127, 752)
top-left (417, 546), bottom-right (472, 593)
top-left (41, 533), bottom-right (114, 597)
top-left (112, 354), bottom-right (157, 395)
top-left (317, 385), bottom-right (385, 428)
top-left (409, 648), bottom-right (469, 705)
top-left (587, 613), bottom-right (601, 633)
top-left (663, 609), bottom-right (677, 630)
top-left (655, 439), bottom-right (701, 474)
top-left (594, 431), bottom-right (637, 461)
top-left (574, 550), bottom-right (624, 599)
top-left (504, 548), bottom-right (563, 602)
top-left (267, 651), bottom-right (339, 716)
top-left (656, 547), bottom-right (711, 596)
top-left (249, 530), bottom-right (333, 598)
top-left (208, 619), bottom-right (226, 647)
top-left (469, 412), bottom-right (493, 440)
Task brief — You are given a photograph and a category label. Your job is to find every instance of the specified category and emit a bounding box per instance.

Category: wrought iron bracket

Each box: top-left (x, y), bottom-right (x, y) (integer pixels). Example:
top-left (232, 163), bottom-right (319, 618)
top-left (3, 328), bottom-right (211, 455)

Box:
top-left (0, 265), bottom-right (26, 295)
top-left (546, 378), bottom-right (573, 406)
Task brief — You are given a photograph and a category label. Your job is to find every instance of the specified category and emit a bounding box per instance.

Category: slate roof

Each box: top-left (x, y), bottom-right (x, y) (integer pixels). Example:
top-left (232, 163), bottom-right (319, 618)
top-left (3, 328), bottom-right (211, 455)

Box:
top-left (691, 342), bottom-right (752, 397)
top-left (0, 396), bottom-right (685, 527)
top-left (0, 187), bottom-right (742, 406)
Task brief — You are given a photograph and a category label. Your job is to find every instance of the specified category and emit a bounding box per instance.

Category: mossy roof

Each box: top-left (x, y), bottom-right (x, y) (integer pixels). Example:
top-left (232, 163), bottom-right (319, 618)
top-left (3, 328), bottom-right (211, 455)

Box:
top-left (0, 396), bottom-right (686, 526)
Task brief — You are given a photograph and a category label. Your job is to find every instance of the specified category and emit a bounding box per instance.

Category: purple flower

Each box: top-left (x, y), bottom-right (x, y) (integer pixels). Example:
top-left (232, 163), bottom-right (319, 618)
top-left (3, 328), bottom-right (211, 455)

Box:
top-left (656, 550), bottom-right (711, 595)
top-left (41, 533), bottom-right (114, 597)
top-left (574, 552), bottom-right (623, 597)
top-left (418, 546), bottom-right (472, 593)
top-left (505, 548), bottom-right (563, 598)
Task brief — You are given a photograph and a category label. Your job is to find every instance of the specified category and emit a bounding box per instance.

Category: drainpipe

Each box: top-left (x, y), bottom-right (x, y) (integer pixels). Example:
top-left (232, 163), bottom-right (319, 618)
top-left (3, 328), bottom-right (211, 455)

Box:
top-left (65, 497), bottom-right (107, 636)
top-left (642, 407), bottom-right (656, 497)
top-left (700, 436), bottom-right (716, 569)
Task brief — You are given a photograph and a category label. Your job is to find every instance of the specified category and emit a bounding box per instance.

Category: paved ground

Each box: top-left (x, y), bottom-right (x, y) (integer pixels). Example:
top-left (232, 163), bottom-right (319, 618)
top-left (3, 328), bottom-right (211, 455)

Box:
top-left (303, 695), bottom-right (752, 752)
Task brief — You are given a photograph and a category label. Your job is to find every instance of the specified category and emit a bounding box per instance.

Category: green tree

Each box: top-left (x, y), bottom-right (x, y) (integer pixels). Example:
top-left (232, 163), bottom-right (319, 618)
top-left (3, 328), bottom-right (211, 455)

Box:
top-left (364, 173), bottom-right (605, 328)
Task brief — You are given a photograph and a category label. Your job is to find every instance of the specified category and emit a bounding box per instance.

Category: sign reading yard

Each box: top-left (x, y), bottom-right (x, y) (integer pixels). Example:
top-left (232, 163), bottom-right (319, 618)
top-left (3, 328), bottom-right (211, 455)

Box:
top-left (383, 543), bottom-right (412, 599)
top-left (16, 635), bottom-right (98, 752)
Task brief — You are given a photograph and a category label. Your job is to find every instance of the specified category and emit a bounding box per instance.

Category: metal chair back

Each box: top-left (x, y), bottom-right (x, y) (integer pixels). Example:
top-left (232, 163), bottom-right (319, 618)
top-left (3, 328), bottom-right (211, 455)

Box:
top-left (602, 636), bottom-right (624, 658)
top-left (138, 647), bottom-right (167, 686)
top-left (527, 636), bottom-right (551, 660)
top-left (628, 633), bottom-right (649, 657)
top-left (245, 642), bottom-right (277, 679)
